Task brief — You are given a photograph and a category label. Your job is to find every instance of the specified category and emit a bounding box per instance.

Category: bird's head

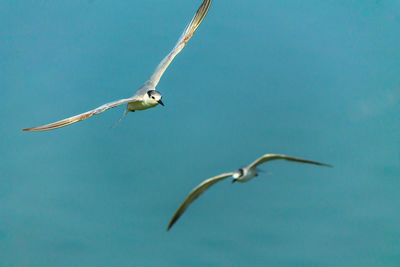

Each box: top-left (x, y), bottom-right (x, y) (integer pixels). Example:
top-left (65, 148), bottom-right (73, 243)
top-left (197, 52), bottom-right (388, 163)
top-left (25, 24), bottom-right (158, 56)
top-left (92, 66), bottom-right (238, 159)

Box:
top-left (232, 168), bottom-right (244, 183)
top-left (147, 90), bottom-right (164, 106)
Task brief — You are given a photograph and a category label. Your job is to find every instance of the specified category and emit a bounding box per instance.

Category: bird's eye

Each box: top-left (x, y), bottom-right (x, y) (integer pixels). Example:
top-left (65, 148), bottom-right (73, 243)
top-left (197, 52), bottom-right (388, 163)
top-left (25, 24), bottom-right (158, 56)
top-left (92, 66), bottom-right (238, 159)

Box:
top-left (151, 96), bottom-right (155, 99)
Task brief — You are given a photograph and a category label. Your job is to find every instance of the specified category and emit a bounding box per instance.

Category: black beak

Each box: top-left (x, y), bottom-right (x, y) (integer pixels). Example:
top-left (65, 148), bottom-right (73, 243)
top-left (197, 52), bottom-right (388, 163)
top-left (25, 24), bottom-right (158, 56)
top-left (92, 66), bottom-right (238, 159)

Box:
top-left (158, 100), bottom-right (164, 106)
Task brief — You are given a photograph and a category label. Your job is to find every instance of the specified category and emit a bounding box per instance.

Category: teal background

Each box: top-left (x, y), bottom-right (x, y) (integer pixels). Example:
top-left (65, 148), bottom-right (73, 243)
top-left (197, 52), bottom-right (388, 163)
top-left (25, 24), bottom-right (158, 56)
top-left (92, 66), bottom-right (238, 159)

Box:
top-left (1, 0), bottom-right (400, 266)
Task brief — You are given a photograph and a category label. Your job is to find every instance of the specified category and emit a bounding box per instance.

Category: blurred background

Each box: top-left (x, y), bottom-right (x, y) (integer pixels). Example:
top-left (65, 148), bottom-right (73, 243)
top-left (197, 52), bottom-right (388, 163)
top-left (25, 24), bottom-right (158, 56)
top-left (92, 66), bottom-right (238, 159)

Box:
top-left (1, 0), bottom-right (399, 265)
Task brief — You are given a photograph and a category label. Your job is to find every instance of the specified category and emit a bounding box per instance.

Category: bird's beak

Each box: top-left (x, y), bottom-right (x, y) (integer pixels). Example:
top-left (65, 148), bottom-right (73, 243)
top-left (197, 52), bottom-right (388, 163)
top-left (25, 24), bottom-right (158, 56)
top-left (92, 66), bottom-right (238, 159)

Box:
top-left (158, 100), bottom-right (165, 106)
top-left (231, 179), bottom-right (237, 184)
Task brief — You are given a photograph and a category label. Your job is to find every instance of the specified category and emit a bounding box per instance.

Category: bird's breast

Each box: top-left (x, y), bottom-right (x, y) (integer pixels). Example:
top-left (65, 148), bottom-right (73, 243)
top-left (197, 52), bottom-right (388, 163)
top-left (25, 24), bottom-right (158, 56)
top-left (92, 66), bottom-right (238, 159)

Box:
top-left (237, 168), bottom-right (257, 183)
top-left (128, 100), bottom-right (158, 111)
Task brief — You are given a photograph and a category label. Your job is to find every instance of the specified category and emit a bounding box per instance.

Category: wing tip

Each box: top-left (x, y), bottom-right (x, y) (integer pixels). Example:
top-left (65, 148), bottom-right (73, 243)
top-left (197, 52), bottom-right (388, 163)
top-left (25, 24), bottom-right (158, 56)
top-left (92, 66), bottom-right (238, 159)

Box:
top-left (21, 128), bottom-right (34, 132)
top-left (322, 163), bottom-right (334, 168)
top-left (166, 221), bottom-right (174, 232)
top-left (21, 126), bottom-right (47, 132)
top-left (167, 216), bottom-right (178, 231)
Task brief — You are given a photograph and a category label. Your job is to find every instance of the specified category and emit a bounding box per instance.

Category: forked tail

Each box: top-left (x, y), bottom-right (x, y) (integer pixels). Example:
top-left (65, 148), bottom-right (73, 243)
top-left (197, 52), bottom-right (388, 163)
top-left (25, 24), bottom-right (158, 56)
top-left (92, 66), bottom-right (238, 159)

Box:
top-left (111, 109), bottom-right (129, 129)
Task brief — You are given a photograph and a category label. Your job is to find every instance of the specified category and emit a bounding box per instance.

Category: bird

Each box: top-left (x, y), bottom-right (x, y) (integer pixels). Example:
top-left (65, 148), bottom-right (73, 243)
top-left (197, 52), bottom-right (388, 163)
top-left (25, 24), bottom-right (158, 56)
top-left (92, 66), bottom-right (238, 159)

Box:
top-left (22, 0), bottom-right (212, 132)
top-left (167, 154), bottom-right (332, 231)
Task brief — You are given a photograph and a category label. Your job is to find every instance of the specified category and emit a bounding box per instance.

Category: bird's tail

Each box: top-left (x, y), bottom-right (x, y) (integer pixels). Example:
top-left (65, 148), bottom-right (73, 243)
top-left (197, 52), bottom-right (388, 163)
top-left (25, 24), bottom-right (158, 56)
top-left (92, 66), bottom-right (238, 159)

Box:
top-left (111, 109), bottom-right (129, 129)
top-left (257, 168), bottom-right (271, 176)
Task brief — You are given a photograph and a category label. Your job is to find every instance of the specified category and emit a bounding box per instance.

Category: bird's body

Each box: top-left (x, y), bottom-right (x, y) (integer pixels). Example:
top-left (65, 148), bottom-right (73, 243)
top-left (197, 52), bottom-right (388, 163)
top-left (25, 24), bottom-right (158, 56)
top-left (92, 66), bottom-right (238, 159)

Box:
top-left (127, 89), bottom-right (163, 112)
top-left (127, 98), bottom-right (156, 112)
top-left (127, 99), bottom-right (157, 112)
top-left (22, 0), bottom-right (212, 132)
top-left (167, 154), bottom-right (332, 231)
top-left (232, 166), bottom-right (258, 183)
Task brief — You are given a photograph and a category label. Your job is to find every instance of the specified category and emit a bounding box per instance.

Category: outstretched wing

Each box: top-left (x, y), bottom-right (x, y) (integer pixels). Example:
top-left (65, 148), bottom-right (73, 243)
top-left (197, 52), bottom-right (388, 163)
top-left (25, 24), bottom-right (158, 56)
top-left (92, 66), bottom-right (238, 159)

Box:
top-left (22, 97), bottom-right (136, 132)
top-left (167, 172), bottom-right (234, 231)
top-left (146, 0), bottom-right (212, 88)
top-left (248, 154), bottom-right (333, 169)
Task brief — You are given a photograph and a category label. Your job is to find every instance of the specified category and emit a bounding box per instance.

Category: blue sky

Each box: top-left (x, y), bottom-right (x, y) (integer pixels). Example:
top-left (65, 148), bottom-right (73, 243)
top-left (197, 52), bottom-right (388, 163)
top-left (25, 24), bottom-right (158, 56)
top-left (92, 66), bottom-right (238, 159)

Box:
top-left (1, 0), bottom-right (399, 266)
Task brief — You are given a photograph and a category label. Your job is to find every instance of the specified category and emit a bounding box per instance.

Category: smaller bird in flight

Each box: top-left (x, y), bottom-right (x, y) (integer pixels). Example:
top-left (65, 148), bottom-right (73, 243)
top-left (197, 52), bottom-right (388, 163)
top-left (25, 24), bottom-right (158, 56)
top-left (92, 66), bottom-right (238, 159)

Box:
top-left (22, 0), bottom-right (212, 132)
top-left (167, 154), bottom-right (332, 231)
